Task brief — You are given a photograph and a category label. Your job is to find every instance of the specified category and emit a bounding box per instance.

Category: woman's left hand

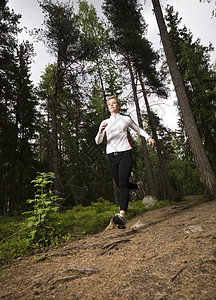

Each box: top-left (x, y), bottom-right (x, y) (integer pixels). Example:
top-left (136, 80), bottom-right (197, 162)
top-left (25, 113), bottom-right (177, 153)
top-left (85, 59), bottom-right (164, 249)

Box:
top-left (148, 138), bottom-right (156, 148)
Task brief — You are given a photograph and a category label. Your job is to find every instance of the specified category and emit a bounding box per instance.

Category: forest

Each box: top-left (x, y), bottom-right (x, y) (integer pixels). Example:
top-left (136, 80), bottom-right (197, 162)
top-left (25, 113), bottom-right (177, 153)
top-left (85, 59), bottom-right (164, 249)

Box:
top-left (1, 0), bottom-right (216, 217)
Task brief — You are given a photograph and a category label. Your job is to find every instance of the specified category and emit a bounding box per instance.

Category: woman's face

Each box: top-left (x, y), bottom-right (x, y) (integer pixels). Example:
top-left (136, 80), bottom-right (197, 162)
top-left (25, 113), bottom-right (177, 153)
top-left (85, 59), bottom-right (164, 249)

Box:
top-left (108, 98), bottom-right (120, 114)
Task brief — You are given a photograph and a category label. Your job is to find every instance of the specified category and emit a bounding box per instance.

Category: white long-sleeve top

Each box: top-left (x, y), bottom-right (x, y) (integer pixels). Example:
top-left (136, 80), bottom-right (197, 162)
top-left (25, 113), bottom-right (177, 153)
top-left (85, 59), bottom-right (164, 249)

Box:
top-left (95, 113), bottom-right (150, 154)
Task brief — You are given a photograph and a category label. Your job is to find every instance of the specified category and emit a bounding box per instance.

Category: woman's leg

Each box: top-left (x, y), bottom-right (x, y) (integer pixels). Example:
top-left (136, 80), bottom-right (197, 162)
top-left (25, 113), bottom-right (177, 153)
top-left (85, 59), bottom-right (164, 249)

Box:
top-left (109, 151), bottom-right (138, 228)
top-left (108, 155), bottom-right (119, 187)
top-left (118, 152), bottom-right (133, 212)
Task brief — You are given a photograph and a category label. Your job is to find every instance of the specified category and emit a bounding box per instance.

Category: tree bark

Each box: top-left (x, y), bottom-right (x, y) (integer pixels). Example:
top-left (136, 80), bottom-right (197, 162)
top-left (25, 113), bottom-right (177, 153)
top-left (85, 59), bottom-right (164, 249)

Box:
top-left (138, 71), bottom-right (175, 201)
top-left (52, 55), bottom-right (61, 195)
top-left (96, 58), bottom-right (107, 119)
top-left (151, 0), bottom-right (216, 199)
top-left (126, 53), bottom-right (158, 198)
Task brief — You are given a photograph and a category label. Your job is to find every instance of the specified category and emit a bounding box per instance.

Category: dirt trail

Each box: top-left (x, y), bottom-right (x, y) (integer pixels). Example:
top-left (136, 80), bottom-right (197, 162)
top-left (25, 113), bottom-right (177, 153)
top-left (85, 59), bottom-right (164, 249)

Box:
top-left (0, 196), bottom-right (216, 300)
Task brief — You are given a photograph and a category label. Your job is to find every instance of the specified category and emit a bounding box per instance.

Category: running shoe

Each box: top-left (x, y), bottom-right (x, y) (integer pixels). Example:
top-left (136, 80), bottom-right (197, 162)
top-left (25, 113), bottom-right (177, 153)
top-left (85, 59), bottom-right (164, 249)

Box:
top-left (113, 213), bottom-right (126, 229)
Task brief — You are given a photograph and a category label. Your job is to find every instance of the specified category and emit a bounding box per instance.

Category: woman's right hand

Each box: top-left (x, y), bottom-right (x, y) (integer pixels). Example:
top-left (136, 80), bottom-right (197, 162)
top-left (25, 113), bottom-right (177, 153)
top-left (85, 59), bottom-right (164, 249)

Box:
top-left (99, 122), bottom-right (108, 134)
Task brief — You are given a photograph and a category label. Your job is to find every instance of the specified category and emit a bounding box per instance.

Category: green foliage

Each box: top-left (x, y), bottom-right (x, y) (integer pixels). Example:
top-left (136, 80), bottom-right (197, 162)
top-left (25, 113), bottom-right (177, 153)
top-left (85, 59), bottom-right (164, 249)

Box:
top-left (126, 201), bottom-right (148, 218)
top-left (169, 159), bottom-right (202, 196)
top-left (126, 199), bottom-right (172, 219)
top-left (0, 216), bottom-right (25, 241)
top-left (24, 172), bottom-right (62, 247)
top-left (0, 194), bottom-right (176, 264)
top-left (59, 198), bottom-right (117, 235)
top-left (0, 2), bottom-right (37, 215)
top-left (0, 216), bottom-right (30, 263)
top-left (102, 0), bottom-right (166, 97)
top-left (39, 0), bottom-right (80, 59)
top-left (0, 235), bottom-right (30, 264)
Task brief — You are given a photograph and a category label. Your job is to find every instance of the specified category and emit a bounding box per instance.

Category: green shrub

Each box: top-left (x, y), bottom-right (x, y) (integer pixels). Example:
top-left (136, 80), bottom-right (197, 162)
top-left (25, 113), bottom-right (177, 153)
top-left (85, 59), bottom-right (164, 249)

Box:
top-left (23, 172), bottom-right (63, 247)
top-left (0, 191), bottom-right (174, 264)
top-left (0, 235), bottom-right (30, 263)
top-left (127, 200), bottom-right (148, 218)
top-left (59, 198), bottom-right (117, 235)
top-left (0, 216), bottom-right (25, 240)
top-left (0, 216), bottom-right (31, 264)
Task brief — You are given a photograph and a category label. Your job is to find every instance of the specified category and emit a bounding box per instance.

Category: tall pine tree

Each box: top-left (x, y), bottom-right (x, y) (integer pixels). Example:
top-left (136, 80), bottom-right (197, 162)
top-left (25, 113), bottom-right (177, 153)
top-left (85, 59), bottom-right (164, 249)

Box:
top-left (151, 0), bottom-right (216, 199)
top-left (102, 0), bottom-right (171, 198)
top-left (165, 6), bottom-right (216, 173)
top-left (0, 1), bottom-right (37, 213)
top-left (38, 0), bottom-right (81, 195)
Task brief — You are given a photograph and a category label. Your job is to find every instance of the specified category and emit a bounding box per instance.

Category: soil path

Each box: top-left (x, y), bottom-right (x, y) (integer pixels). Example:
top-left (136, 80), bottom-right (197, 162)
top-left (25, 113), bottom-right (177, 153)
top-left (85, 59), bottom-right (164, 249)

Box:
top-left (0, 196), bottom-right (216, 300)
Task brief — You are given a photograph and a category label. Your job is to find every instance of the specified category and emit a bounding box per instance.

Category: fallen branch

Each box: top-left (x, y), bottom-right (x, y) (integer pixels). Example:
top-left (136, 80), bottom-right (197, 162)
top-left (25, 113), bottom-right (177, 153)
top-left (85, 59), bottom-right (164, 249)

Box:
top-left (52, 275), bottom-right (81, 286)
top-left (0, 225), bottom-right (34, 243)
top-left (103, 229), bottom-right (138, 241)
top-left (171, 266), bottom-right (187, 281)
top-left (97, 239), bottom-right (131, 256)
top-left (63, 267), bottom-right (99, 275)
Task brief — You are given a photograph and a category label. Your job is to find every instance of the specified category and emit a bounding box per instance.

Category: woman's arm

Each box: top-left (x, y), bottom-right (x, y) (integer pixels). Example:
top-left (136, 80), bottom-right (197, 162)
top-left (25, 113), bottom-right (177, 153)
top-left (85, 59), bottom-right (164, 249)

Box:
top-left (129, 117), bottom-right (156, 147)
top-left (95, 121), bottom-right (108, 144)
top-left (129, 117), bottom-right (150, 140)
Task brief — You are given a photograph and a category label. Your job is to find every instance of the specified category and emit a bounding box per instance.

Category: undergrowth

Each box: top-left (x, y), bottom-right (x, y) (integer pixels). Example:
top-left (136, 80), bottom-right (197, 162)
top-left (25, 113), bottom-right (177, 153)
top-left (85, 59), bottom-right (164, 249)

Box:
top-left (0, 198), bottom-right (173, 264)
top-left (0, 173), bottom-right (176, 265)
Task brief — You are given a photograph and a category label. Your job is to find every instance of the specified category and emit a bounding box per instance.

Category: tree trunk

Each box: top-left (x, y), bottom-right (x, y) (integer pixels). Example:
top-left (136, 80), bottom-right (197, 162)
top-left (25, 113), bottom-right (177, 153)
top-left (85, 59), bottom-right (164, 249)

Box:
top-left (126, 53), bottom-right (158, 198)
top-left (138, 71), bottom-right (175, 201)
top-left (151, 0), bottom-right (216, 199)
top-left (96, 58), bottom-right (107, 119)
top-left (52, 55), bottom-right (61, 195)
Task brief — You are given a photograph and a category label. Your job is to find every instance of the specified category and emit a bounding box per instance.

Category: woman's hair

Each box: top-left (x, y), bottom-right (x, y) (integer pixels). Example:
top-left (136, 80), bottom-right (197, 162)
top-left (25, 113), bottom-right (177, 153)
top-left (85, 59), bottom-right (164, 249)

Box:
top-left (106, 95), bottom-right (121, 108)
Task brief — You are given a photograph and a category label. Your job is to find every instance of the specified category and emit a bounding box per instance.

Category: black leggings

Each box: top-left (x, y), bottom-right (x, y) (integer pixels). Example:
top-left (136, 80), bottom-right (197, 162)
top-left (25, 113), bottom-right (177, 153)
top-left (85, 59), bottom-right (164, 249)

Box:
top-left (108, 150), bottom-right (137, 212)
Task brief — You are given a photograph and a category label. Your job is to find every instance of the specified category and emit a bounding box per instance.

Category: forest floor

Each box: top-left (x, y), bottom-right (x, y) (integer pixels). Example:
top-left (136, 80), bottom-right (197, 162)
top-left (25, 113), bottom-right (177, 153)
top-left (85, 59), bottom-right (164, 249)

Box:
top-left (0, 195), bottom-right (216, 300)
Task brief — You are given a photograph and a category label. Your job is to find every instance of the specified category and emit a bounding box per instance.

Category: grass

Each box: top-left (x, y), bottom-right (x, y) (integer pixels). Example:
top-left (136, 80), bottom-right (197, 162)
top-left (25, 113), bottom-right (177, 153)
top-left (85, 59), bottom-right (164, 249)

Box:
top-left (0, 197), bottom-right (175, 265)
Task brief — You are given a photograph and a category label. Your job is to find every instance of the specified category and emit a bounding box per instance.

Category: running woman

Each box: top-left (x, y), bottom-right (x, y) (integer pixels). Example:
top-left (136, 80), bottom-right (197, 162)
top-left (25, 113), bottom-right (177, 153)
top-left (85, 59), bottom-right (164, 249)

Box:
top-left (95, 96), bottom-right (155, 229)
